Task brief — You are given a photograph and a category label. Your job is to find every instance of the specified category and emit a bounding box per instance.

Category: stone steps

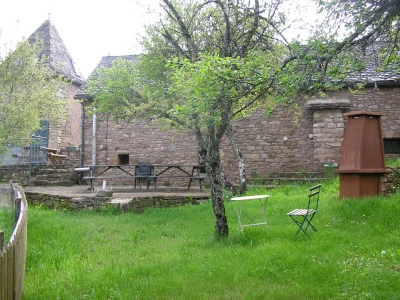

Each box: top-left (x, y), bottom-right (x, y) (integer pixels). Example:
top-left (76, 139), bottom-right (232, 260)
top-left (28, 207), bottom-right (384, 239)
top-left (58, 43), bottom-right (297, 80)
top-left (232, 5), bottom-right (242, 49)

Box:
top-left (32, 179), bottom-right (76, 186)
top-left (31, 164), bottom-right (77, 186)
top-left (35, 173), bottom-right (74, 180)
top-left (35, 168), bottom-right (70, 174)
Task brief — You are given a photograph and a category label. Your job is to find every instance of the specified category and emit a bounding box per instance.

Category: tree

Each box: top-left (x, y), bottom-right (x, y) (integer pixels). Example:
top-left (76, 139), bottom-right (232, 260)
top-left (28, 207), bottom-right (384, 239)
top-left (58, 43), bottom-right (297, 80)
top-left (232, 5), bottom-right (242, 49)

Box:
top-left (315, 0), bottom-right (400, 64)
top-left (88, 0), bottom-right (317, 236)
top-left (0, 39), bottom-right (67, 156)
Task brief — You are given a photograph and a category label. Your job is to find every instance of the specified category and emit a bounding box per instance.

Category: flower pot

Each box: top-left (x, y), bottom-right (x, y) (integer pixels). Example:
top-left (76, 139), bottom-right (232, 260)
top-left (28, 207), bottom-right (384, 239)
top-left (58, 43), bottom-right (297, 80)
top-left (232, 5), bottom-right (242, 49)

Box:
top-left (96, 190), bottom-right (113, 197)
top-left (324, 165), bottom-right (338, 179)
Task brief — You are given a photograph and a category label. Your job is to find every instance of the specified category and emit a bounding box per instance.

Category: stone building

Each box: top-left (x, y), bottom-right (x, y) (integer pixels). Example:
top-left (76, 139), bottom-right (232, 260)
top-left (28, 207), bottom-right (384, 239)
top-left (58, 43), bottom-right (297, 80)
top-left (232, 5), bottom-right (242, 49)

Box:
top-left (28, 19), bottom-right (85, 150)
top-left (77, 55), bottom-right (400, 183)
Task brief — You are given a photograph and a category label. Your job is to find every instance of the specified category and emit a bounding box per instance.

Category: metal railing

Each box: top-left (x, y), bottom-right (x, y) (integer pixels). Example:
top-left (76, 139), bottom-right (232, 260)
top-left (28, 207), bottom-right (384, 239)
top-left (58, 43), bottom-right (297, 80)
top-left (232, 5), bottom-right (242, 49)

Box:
top-left (0, 135), bottom-right (47, 166)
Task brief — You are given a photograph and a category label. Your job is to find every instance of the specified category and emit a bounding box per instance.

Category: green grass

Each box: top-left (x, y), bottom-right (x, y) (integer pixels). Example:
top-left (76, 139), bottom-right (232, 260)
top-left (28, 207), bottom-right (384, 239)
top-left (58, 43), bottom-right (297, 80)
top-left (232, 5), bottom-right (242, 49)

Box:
top-left (386, 157), bottom-right (400, 167)
top-left (0, 205), bottom-right (15, 244)
top-left (23, 180), bottom-right (400, 299)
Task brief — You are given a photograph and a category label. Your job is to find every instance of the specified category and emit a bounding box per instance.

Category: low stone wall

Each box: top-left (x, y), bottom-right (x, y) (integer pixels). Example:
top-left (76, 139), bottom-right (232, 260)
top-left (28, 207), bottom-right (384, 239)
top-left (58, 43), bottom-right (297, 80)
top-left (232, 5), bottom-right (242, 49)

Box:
top-left (25, 192), bottom-right (109, 210)
top-left (248, 171), bottom-right (325, 185)
top-left (381, 167), bottom-right (400, 196)
top-left (112, 195), bottom-right (207, 213)
top-left (0, 165), bottom-right (29, 186)
top-left (25, 192), bottom-right (208, 212)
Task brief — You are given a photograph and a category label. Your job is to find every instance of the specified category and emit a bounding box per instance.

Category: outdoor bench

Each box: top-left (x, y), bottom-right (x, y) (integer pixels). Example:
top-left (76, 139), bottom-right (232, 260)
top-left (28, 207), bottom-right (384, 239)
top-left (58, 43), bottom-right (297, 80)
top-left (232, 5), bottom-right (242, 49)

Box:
top-left (148, 175), bottom-right (204, 191)
top-left (83, 175), bottom-right (150, 190)
top-left (81, 164), bottom-right (205, 191)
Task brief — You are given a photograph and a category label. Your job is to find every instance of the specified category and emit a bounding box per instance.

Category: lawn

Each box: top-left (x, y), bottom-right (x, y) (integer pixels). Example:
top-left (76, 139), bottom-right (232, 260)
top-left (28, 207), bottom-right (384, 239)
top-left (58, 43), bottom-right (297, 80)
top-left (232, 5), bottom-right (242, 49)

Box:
top-left (0, 204), bottom-right (15, 244)
top-left (23, 180), bottom-right (400, 299)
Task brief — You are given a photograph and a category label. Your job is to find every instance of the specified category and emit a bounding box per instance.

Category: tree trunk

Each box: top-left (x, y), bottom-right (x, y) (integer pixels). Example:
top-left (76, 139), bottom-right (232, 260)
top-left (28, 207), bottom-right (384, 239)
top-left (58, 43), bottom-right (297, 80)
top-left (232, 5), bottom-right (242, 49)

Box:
top-left (206, 159), bottom-right (229, 236)
top-left (204, 134), bottom-right (229, 236)
top-left (194, 120), bottom-right (229, 236)
top-left (227, 123), bottom-right (247, 194)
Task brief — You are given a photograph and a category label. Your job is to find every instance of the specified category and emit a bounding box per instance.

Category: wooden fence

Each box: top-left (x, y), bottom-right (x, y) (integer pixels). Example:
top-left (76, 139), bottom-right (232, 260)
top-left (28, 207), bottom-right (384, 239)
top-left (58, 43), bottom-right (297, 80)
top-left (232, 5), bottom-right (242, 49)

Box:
top-left (0, 183), bottom-right (28, 300)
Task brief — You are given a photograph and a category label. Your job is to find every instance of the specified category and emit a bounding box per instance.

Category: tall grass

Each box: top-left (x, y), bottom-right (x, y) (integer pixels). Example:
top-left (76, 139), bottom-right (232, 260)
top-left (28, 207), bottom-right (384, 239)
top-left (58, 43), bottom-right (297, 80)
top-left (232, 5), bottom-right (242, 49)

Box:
top-left (0, 205), bottom-right (14, 243)
top-left (23, 180), bottom-right (400, 299)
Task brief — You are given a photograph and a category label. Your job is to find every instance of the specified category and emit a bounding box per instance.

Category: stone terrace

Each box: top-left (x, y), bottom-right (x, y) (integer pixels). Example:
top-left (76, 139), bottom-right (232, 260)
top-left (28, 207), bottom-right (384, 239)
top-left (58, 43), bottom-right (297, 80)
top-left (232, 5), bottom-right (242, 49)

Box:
top-left (22, 185), bottom-right (210, 212)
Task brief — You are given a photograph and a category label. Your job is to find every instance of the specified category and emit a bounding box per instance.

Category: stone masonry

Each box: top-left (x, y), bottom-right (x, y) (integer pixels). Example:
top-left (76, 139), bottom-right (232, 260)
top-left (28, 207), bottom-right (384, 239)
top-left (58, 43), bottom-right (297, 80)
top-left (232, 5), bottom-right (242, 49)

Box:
top-left (48, 84), bottom-right (82, 150)
top-left (82, 86), bottom-right (400, 185)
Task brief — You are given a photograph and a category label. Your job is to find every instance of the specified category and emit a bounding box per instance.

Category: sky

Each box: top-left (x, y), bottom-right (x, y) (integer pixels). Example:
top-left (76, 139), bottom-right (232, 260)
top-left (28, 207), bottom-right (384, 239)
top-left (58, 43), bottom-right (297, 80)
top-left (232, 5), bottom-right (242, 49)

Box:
top-left (0, 0), bottom-right (158, 78)
top-left (0, 0), bottom-right (320, 79)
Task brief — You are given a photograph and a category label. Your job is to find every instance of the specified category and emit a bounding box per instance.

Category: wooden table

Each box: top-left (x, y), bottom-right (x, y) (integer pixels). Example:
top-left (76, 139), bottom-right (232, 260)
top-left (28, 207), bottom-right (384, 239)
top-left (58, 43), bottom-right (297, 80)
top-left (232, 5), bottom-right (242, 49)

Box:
top-left (82, 165), bottom-right (135, 189)
top-left (231, 195), bottom-right (269, 234)
top-left (82, 164), bottom-right (205, 191)
top-left (41, 147), bottom-right (67, 164)
top-left (150, 165), bottom-right (205, 191)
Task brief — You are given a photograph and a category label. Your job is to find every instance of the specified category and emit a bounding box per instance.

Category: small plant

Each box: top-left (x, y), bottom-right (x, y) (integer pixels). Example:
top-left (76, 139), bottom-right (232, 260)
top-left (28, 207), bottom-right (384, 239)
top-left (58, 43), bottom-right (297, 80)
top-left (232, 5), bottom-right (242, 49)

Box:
top-left (32, 164), bottom-right (46, 175)
top-left (251, 171), bottom-right (265, 185)
top-left (324, 160), bottom-right (339, 179)
top-left (163, 180), bottom-right (172, 187)
top-left (186, 195), bottom-right (196, 205)
top-left (324, 160), bottom-right (338, 167)
top-left (386, 157), bottom-right (400, 168)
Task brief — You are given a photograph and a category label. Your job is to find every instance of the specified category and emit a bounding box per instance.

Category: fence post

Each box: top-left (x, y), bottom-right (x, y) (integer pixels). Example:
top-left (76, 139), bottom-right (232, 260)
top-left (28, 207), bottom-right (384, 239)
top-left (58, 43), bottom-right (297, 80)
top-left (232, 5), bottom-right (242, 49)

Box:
top-left (0, 230), bottom-right (4, 249)
top-left (14, 199), bottom-right (21, 228)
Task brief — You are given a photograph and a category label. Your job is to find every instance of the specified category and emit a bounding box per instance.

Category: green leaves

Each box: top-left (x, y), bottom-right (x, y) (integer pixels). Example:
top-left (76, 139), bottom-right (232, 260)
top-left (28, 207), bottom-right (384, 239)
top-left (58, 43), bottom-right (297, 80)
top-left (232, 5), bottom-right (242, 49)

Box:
top-left (0, 39), bottom-right (67, 155)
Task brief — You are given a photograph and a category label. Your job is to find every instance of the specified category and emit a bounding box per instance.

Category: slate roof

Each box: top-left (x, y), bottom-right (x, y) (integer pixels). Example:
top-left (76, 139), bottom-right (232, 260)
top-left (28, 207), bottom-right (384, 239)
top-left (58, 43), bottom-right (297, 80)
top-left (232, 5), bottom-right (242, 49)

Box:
top-left (28, 20), bottom-right (85, 86)
top-left (75, 55), bottom-right (139, 99)
top-left (341, 44), bottom-right (400, 86)
top-left (90, 55), bottom-right (138, 73)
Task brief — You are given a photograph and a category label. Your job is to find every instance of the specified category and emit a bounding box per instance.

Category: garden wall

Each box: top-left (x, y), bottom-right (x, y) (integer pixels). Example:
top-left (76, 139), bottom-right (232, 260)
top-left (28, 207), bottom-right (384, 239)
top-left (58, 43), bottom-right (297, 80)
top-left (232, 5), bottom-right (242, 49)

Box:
top-left (48, 83), bottom-right (82, 150)
top-left (82, 86), bottom-right (400, 185)
top-left (0, 165), bottom-right (30, 186)
top-left (26, 193), bottom-right (108, 210)
top-left (25, 192), bottom-right (207, 213)
top-left (0, 146), bottom-right (80, 186)
top-left (381, 167), bottom-right (400, 196)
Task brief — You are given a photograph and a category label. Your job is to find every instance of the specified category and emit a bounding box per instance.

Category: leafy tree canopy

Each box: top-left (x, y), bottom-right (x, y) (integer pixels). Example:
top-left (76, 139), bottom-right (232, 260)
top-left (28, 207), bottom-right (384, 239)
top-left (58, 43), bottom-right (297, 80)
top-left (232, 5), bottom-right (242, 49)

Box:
top-left (0, 39), bottom-right (67, 156)
top-left (316, 0), bottom-right (400, 65)
top-left (87, 0), bottom-right (396, 235)
top-left (87, 0), bottom-right (325, 236)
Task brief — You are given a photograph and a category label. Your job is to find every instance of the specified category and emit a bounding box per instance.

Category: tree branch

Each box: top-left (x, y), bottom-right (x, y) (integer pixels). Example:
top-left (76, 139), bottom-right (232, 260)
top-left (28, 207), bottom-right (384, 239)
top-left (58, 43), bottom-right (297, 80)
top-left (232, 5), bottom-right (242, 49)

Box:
top-left (163, 0), bottom-right (198, 61)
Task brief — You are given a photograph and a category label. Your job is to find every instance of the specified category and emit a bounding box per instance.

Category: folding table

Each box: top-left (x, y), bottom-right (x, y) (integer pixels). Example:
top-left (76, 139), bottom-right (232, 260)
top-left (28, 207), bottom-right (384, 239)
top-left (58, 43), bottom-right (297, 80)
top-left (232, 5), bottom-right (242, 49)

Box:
top-left (231, 195), bottom-right (269, 234)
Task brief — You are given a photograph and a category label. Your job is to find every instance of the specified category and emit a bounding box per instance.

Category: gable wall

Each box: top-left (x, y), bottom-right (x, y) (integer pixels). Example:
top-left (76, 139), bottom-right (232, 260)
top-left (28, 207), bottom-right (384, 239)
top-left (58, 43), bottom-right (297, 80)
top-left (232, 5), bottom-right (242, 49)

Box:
top-left (83, 86), bottom-right (400, 184)
top-left (48, 83), bottom-right (82, 150)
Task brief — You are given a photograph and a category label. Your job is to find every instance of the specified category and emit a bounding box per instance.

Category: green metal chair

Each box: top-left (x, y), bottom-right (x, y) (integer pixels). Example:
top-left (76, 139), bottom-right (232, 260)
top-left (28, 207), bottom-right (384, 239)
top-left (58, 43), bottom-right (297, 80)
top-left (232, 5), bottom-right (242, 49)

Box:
top-left (286, 184), bottom-right (321, 237)
top-left (134, 163), bottom-right (154, 189)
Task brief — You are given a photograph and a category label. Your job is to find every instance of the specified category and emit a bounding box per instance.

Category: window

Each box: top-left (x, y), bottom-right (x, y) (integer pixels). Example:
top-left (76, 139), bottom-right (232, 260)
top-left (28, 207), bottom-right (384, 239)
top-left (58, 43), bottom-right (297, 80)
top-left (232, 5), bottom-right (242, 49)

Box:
top-left (384, 138), bottom-right (400, 154)
top-left (117, 154), bottom-right (129, 165)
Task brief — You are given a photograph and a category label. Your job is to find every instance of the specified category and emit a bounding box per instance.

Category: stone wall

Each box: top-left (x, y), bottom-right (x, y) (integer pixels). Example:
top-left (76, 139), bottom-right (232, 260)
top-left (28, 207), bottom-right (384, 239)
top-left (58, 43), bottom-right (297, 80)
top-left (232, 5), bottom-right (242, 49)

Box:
top-left (82, 86), bottom-right (400, 184)
top-left (334, 87), bottom-right (400, 138)
top-left (0, 165), bottom-right (29, 186)
top-left (61, 148), bottom-right (81, 167)
top-left (26, 192), bottom-right (108, 210)
top-left (306, 99), bottom-right (350, 168)
top-left (220, 103), bottom-right (316, 180)
top-left (48, 83), bottom-right (82, 150)
top-left (25, 192), bottom-right (207, 212)
top-left (0, 148), bottom-right (81, 186)
top-left (381, 167), bottom-right (400, 196)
